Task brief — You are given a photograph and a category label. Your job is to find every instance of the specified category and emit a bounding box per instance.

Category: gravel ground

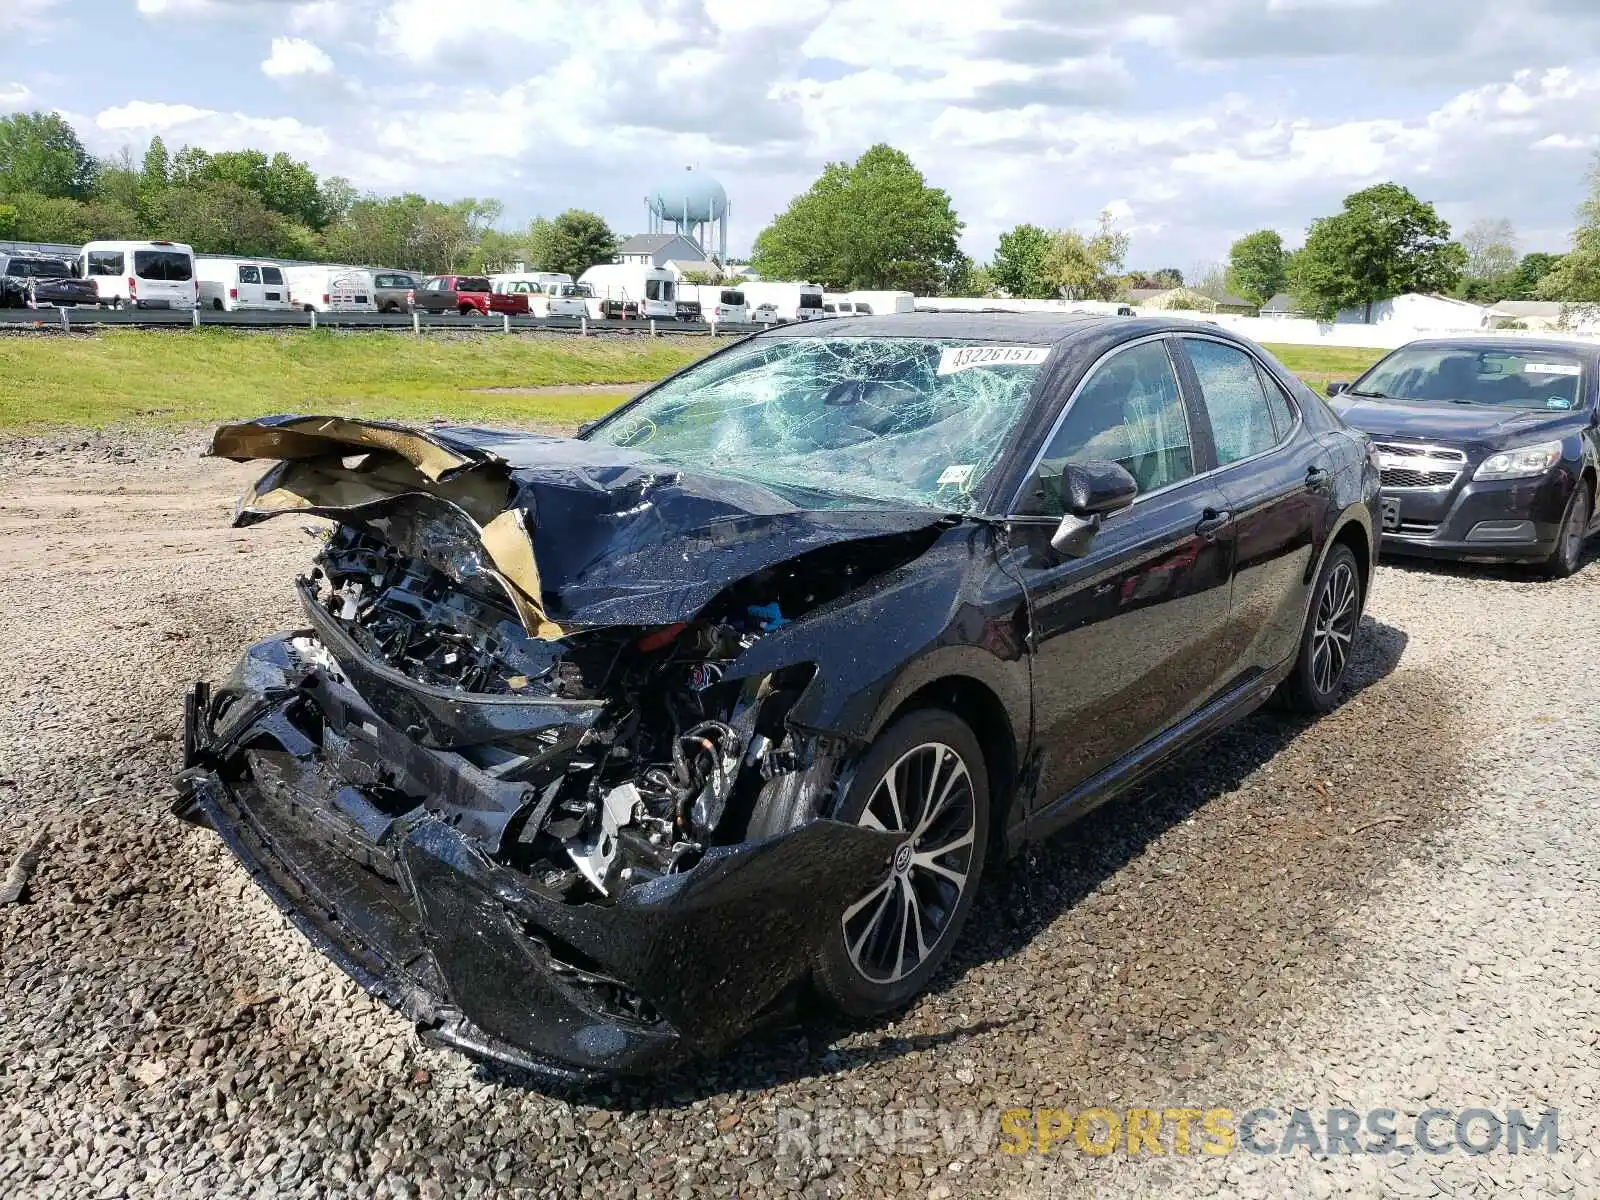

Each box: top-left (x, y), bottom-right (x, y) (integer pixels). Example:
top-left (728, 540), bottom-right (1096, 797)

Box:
top-left (1, 432), bottom-right (1596, 1199)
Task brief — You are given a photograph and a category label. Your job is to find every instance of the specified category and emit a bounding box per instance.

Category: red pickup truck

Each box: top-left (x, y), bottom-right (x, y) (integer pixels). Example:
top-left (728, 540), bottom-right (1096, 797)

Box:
top-left (416, 275), bottom-right (529, 317)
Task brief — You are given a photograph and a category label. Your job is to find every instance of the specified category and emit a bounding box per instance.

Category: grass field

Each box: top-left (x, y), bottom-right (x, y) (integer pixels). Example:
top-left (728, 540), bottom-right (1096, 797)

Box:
top-left (0, 329), bottom-right (708, 430)
top-left (0, 329), bottom-right (1382, 431)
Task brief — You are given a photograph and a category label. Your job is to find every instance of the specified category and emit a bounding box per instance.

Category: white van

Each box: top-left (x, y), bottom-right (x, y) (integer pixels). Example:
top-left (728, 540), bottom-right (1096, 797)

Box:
top-left (689, 284), bottom-right (748, 324)
top-left (740, 281), bottom-right (825, 323)
top-left (282, 265), bottom-right (378, 314)
top-left (196, 258), bottom-right (294, 312)
top-left (578, 263), bottom-right (677, 320)
top-left (82, 240), bottom-right (197, 310)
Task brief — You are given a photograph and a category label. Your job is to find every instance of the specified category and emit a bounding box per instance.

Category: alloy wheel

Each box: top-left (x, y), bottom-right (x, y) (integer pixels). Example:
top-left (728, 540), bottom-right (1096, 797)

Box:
top-left (1311, 559), bottom-right (1359, 695)
top-left (841, 742), bottom-right (977, 985)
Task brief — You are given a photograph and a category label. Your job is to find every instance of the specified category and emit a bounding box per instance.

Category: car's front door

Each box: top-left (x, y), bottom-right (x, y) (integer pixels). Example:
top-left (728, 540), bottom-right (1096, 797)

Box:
top-left (1176, 336), bottom-right (1327, 682)
top-left (1004, 336), bottom-right (1236, 820)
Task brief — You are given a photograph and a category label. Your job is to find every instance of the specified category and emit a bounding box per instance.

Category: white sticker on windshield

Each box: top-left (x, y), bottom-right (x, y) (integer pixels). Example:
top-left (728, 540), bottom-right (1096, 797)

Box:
top-left (1525, 362), bottom-right (1582, 375)
top-left (937, 345), bottom-right (1051, 375)
top-left (937, 464), bottom-right (975, 487)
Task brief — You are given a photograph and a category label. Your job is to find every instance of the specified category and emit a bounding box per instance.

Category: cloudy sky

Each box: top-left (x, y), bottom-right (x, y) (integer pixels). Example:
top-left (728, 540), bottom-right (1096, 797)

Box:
top-left (4, 0), bottom-right (1600, 270)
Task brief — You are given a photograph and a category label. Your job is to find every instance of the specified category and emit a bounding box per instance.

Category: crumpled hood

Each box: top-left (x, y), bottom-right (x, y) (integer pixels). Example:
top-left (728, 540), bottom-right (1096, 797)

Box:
top-left (211, 415), bottom-right (950, 632)
top-left (1331, 396), bottom-right (1581, 448)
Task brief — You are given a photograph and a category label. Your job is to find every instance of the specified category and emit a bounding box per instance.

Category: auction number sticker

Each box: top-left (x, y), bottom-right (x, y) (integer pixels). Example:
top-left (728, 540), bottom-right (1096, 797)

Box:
top-left (1525, 362), bottom-right (1582, 375)
top-left (938, 345), bottom-right (1051, 375)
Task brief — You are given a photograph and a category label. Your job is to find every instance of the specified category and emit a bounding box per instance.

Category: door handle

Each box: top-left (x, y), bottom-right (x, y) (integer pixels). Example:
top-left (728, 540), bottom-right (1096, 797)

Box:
top-left (1305, 466), bottom-right (1332, 490)
top-left (1195, 508), bottom-right (1231, 539)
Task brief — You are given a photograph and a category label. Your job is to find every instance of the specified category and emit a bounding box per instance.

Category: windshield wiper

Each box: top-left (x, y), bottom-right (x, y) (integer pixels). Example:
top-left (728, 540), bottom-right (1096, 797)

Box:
top-left (1344, 388), bottom-right (1393, 399)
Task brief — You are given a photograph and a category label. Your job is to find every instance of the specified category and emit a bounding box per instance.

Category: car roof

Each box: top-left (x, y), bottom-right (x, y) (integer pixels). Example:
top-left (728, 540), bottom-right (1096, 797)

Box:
top-left (757, 311), bottom-right (1247, 346)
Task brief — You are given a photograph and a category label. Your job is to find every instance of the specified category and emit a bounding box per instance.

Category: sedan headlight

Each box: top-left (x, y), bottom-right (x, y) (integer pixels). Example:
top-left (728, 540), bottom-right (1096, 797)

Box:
top-left (1473, 441), bottom-right (1564, 481)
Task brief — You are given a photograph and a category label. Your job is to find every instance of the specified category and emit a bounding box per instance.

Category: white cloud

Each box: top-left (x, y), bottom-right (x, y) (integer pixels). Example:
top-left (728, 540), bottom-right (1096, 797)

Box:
top-left (0, 83), bottom-right (33, 111)
top-left (93, 100), bottom-right (333, 159)
top-left (261, 36), bottom-right (334, 78)
top-left (0, 0), bottom-right (61, 34)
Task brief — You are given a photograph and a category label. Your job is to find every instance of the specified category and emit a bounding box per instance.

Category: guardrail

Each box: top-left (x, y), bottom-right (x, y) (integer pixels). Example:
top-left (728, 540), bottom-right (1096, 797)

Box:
top-left (0, 306), bottom-right (771, 337)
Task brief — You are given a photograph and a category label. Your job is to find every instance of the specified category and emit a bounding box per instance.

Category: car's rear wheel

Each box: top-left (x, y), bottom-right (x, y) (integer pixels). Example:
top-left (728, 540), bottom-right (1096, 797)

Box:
top-left (1545, 478), bottom-right (1592, 579)
top-left (1277, 542), bottom-right (1362, 713)
top-left (813, 709), bottom-right (988, 1018)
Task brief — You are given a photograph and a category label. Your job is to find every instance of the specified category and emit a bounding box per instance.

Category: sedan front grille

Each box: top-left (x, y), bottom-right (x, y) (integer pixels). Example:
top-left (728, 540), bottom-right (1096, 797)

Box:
top-left (1381, 467), bottom-right (1459, 489)
top-left (1374, 442), bottom-right (1465, 490)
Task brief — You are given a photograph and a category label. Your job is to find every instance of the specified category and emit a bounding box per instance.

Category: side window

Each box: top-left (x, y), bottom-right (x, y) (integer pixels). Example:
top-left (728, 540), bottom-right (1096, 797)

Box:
top-left (1186, 339), bottom-right (1280, 465)
top-left (238, 265), bottom-right (261, 284)
top-left (88, 250), bottom-right (124, 277)
top-left (1255, 363), bottom-right (1297, 440)
top-left (1035, 340), bottom-right (1194, 506)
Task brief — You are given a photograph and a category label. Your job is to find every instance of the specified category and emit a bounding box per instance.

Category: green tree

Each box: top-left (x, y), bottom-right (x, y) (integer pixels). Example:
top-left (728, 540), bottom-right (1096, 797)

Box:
top-left (91, 148), bottom-right (143, 212)
top-left (1041, 210), bottom-right (1130, 300)
top-left (0, 111), bottom-right (96, 199)
top-left (1225, 229), bottom-right (1288, 306)
top-left (1537, 155), bottom-right (1600, 304)
top-left (142, 136), bottom-right (170, 189)
top-left (537, 209), bottom-right (618, 278)
top-left (1509, 252), bottom-right (1560, 300)
top-left (143, 179), bottom-right (289, 256)
top-left (1289, 182), bottom-right (1466, 321)
top-left (751, 144), bottom-right (963, 292)
top-left (990, 223), bottom-right (1053, 298)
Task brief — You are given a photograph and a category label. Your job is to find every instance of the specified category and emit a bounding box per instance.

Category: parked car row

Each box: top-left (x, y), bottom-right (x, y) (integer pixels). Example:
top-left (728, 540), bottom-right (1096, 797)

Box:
top-left (0, 239), bottom-right (846, 326)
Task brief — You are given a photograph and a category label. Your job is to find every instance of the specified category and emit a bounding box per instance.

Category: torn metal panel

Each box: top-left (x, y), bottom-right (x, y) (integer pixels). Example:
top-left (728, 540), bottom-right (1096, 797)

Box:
top-left (212, 415), bottom-right (949, 632)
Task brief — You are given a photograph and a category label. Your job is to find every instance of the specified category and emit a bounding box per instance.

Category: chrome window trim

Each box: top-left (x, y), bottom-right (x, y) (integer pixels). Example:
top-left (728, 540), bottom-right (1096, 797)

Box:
top-left (1003, 331), bottom-right (1301, 519)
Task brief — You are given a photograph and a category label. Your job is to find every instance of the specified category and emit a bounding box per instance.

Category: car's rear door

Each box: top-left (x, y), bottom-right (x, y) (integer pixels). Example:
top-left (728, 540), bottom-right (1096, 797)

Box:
top-left (260, 265), bottom-right (288, 308)
top-left (1005, 335), bottom-right (1236, 817)
top-left (236, 264), bottom-right (265, 309)
top-left (1175, 336), bottom-right (1329, 681)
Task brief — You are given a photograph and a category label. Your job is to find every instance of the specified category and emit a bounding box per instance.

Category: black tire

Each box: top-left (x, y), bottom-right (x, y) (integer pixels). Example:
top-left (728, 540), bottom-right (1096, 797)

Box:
top-left (812, 709), bottom-right (989, 1018)
top-left (1545, 478), bottom-right (1592, 579)
top-left (1277, 542), bottom-right (1363, 714)
top-left (211, 298), bottom-right (224, 311)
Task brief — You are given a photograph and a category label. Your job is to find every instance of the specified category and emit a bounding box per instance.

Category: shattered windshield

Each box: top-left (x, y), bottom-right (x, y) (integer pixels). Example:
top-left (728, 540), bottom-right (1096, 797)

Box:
top-left (585, 336), bottom-right (1051, 510)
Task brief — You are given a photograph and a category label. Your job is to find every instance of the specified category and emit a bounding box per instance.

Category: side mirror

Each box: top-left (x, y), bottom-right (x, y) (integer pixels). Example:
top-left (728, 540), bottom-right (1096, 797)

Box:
top-left (1325, 381), bottom-right (1349, 396)
top-left (1018, 460), bottom-right (1139, 557)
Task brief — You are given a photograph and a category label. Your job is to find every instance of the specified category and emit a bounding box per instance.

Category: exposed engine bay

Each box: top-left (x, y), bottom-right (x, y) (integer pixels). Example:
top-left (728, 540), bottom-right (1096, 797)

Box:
top-left (305, 522), bottom-right (914, 899)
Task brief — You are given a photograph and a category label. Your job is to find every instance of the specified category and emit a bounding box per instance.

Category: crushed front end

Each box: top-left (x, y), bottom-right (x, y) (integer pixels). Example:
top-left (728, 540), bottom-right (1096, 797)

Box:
top-left (177, 417), bottom-right (935, 1078)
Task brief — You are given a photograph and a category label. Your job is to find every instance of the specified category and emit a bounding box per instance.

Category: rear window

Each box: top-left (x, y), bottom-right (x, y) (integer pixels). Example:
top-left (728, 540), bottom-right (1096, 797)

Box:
top-left (799, 291), bottom-right (822, 309)
top-left (238, 265), bottom-right (261, 284)
top-left (458, 277), bottom-right (491, 292)
top-left (261, 267), bottom-right (284, 285)
top-left (134, 251), bottom-right (193, 281)
top-left (645, 278), bottom-right (674, 301)
top-left (721, 290), bottom-right (744, 305)
top-left (87, 250), bottom-right (124, 277)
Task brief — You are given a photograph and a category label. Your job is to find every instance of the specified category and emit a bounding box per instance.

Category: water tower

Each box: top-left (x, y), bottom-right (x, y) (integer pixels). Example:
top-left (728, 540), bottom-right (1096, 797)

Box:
top-left (646, 167), bottom-right (729, 263)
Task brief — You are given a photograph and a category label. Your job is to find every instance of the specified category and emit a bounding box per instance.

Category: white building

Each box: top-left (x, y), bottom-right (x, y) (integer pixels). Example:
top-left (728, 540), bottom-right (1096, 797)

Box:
top-left (1334, 293), bottom-right (1487, 329)
top-left (614, 233), bottom-right (723, 281)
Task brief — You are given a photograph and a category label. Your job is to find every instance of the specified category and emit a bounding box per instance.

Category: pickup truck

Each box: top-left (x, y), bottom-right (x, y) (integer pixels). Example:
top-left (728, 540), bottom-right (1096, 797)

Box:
top-left (416, 275), bottom-right (529, 317)
top-left (0, 255), bottom-right (99, 308)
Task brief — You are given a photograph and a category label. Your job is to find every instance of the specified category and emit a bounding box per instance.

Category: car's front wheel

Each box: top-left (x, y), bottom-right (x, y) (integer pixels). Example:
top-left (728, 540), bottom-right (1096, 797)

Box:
top-left (1277, 542), bottom-right (1362, 713)
top-left (813, 709), bottom-right (989, 1018)
top-left (1545, 478), bottom-right (1592, 579)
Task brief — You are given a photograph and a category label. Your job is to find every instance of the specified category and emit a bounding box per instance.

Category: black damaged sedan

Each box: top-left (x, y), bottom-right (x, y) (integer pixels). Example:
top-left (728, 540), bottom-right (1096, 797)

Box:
top-left (178, 314), bottom-right (1379, 1080)
top-left (1327, 337), bottom-right (1600, 576)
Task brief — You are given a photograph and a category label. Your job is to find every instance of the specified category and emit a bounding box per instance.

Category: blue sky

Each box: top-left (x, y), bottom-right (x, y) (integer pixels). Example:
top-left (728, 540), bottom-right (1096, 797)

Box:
top-left (4, 0), bottom-right (1600, 272)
